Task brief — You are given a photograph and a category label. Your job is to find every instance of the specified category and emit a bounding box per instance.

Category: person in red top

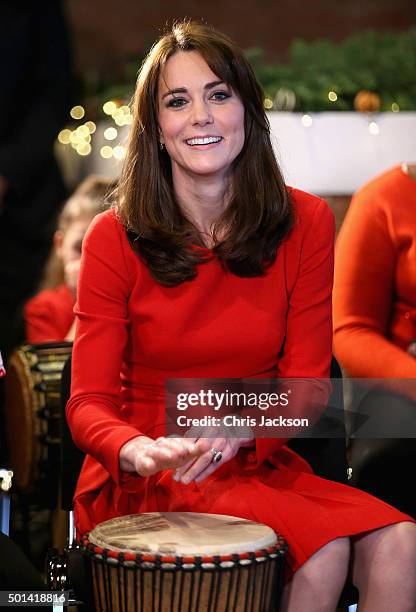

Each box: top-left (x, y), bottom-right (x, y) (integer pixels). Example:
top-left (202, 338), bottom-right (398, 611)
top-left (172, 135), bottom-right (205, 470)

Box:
top-left (67, 22), bottom-right (416, 611)
top-left (333, 164), bottom-right (416, 515)
top-left (24, 176), bottom-right (115, 343)
top-left (334, 163), bottom-right (416, 385)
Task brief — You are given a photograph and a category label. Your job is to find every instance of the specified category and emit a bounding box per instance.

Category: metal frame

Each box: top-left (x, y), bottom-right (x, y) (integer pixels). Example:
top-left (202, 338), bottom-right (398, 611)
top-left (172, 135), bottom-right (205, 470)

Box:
top-left (0, 469), bottom-right (13, 536)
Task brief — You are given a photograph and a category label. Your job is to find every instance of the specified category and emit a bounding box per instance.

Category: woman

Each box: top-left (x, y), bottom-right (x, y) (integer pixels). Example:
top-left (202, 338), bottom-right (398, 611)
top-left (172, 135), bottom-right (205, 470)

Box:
top-left (67, 22), bottom-right (416, 611)
top-left (333, 164), bottom-right (416, 517)
top-left (334, 164), bottom-right (416, 386)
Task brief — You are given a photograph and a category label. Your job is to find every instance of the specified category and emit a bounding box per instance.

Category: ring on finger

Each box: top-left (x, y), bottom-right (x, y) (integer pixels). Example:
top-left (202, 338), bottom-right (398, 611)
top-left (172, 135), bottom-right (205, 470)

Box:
top-left (211, 447), bottom-right (223, 464)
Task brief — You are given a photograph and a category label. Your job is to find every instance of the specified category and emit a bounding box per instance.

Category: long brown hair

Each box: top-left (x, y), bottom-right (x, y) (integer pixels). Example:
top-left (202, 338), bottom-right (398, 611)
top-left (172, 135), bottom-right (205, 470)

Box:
top-left (117, 20), bottom-right (292, 286)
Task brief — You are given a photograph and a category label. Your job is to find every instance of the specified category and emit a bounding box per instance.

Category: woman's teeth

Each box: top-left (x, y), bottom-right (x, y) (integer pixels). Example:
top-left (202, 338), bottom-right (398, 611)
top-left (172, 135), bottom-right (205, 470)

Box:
top-left (186, 136), bottom-right (222, 146)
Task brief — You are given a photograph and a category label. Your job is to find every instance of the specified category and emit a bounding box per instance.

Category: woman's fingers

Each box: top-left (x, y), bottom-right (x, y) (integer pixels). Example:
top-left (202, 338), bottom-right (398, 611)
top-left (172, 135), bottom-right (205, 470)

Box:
top-left (174, 438), bottom-right (226, 484)
top-left (173, 438), bottom-right (246, 483)
top-left (137, 437), bottom-right (204, 474)
top-left (135, 453), bottom-right (158, 476)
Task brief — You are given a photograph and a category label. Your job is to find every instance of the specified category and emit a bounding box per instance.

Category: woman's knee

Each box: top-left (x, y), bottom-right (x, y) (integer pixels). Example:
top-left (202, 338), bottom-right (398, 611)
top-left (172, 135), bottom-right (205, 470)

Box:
top-left (283, 538), bottom-right (350, 612)
top-left (300, 537), bottom-right (350, 580)
top-left (353, 521), bottom-right (416, 580)
top-left (385, 522), bottom-right (416, 562)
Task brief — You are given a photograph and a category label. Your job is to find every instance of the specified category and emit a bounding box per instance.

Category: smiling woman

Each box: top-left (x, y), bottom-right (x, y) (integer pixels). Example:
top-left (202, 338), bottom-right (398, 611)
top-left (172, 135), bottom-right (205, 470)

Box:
top-left (117, 21), bottom-right (291, 285)
top-left (67, 20), bottom-right (416, 612)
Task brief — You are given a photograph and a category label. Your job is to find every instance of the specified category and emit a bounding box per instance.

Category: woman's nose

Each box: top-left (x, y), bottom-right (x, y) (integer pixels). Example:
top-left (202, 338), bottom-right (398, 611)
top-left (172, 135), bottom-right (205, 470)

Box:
top-left (191, 99), bottom-right (213, 126)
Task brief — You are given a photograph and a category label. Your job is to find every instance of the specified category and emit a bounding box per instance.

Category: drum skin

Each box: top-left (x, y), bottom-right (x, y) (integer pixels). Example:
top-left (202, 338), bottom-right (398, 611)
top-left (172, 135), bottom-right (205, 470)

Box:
top-left (82, 512), bottom-right (287, 612)
top-left (4, 342), bottom-right (72, 495)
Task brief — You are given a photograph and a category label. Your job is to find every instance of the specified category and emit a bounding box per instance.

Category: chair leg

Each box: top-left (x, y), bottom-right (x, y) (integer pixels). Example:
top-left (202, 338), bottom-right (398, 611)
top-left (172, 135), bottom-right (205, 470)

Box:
top-left (0, 493), bottom-right (11, 536)
top-left (0, 470), bottom-right (13, 536)
top-left (68, 510), bottom-right (76, 547)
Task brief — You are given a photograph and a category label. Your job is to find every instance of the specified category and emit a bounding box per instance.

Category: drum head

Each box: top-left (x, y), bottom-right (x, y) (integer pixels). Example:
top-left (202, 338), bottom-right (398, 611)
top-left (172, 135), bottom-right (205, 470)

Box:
top-left (89, 512), bottom-right (277, 556)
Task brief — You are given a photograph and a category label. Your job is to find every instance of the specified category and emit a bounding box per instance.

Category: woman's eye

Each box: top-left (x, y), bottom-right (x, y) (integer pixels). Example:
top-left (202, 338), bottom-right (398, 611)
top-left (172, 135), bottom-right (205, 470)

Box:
top-left (166, 97), bottom-right (187, 108)
top-left (211, 91), bottom-right (231, 101)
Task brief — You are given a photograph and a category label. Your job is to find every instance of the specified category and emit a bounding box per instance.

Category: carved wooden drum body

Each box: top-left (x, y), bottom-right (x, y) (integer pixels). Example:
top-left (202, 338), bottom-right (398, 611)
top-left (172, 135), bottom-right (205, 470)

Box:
top-left (82, 512), bottom-right (287, 612)
top-left (4, 342), bottom-right (72, 502)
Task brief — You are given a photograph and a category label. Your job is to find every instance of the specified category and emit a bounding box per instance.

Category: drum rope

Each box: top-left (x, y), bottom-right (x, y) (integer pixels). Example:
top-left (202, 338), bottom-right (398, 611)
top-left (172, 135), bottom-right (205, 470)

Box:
top-left (83, 535), bottom-right (287, 611)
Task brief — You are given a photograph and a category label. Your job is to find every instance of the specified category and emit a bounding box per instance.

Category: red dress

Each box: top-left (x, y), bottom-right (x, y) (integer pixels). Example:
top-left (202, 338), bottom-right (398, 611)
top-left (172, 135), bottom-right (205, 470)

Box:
top-left (67, 189), bottom-right (411, 572)
top-left (24, 284), bottom-right (75, 343)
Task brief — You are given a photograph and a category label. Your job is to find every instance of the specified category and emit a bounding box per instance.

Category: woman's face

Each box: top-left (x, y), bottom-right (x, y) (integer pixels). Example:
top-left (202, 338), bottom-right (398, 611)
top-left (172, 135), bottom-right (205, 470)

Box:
top-left (157, 50), bottom-right (245, 184)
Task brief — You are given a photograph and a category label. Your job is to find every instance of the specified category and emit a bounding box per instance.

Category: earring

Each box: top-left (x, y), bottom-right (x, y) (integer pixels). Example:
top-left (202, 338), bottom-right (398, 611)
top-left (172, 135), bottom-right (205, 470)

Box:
top-left (159, 141), bottom-right (165, 150)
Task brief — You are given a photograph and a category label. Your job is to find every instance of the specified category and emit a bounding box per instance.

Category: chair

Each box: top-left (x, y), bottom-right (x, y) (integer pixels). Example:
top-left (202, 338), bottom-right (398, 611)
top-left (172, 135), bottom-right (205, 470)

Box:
top-left (55, 356), bottom-right (94, 610)
top-left (348, 385), bottom-right (416, 519)
top-left (287, 357), bottom-right (358, 610)
top-left (287, 357), bottom-right (349, 483)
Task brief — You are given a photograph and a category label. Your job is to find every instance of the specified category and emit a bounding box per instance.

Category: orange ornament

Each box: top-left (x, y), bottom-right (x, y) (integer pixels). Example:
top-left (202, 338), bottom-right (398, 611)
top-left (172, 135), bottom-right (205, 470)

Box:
top-left (354, 90), bottom-right (381, 112)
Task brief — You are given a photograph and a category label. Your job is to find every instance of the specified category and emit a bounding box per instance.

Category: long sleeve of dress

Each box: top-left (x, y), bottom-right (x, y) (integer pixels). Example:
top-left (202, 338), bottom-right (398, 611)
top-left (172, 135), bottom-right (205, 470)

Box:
top-left (66, 213), bottom-right (144, 486)
top-left (255, 197), bottom-right (335, 466)
top-left (333, 189), bottom-right (416, 395)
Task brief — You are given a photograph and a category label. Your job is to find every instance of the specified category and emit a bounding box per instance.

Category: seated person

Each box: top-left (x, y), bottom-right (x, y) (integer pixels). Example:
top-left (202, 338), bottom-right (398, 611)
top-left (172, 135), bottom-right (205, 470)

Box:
top-left (67, 22), bottom-right (416, 612)
top-left (333, 163), bottom-right (416, 515)
top-left (24, 176), bottom-right (115, 343)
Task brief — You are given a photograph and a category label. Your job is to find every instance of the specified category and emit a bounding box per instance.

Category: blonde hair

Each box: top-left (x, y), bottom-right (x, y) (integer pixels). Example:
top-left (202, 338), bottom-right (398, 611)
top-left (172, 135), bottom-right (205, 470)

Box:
top-left (39, 176), bottom-right (117, 290)
top-left (59, 175), bottom-right (117, 231)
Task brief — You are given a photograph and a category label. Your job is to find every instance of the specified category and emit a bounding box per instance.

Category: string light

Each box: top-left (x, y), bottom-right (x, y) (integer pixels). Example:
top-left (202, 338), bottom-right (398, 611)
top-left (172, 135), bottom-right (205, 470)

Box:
top-left (104, 127), bottom-right (118, 141)
top-left (301, 114), bottom-right (313, 127)
top-left (85, 121), bottom-right (96, 133)
top-left (111, 105), bottom-right (132, 126)
top-left (100, 145), bottom-right (113, 159)
top-left (58, 129), bottom-right (71, 144)
top-left (69, 131), bottom-right (79, 144)
top-left (103, 100), bottom-right (118, 115)
top-left (368, 121), bottom-right (379, 135)
top-left (76, 143), bottom-right (92, 156)
top-left (70, 105), bottom-right (85, 120)
top-left (113, 145), bottom-right (126, 160)
top-left (263, 98), bottom-right (273, 110)
top-left (76, 125), bottom-right (90, 138)
top-left (328, 91), bottom-right (338, 102)
top-left (391, 103), bottom-right (400, 113)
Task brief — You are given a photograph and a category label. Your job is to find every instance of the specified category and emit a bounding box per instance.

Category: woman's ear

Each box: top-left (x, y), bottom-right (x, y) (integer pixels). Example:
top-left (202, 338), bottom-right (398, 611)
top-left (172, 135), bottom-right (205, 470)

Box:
top-left (54, 229), bottom-right (64, 258)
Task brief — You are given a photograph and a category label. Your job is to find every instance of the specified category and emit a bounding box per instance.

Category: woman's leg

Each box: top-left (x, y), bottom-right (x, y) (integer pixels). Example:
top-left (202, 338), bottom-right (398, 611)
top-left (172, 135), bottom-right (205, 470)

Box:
top-left (281, 537), bottom-right (350, 612)
top-left (351, 522), bottom-right (416, 611)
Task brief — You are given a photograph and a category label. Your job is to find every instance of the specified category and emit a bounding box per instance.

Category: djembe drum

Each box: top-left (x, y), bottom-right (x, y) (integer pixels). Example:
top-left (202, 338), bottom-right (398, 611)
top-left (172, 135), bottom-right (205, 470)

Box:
top-left (4, 342), bottom-right (72, 503)
top-left (82, 512), bottom-right (287, 612)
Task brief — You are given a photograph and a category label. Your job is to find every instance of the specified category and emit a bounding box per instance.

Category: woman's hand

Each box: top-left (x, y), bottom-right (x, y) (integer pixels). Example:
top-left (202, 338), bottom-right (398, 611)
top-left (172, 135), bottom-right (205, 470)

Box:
top-left (172, 425), bottom-right (254, 484)
top-left (119, 435), bottom-right (206, 477)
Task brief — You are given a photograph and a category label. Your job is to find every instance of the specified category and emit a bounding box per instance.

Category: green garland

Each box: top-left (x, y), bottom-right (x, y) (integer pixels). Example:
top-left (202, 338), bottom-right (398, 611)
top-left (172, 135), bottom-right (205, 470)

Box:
top-left (86, 29), bottom-right (416, 115)
top-left (246, 29), bottom-right (416, 111)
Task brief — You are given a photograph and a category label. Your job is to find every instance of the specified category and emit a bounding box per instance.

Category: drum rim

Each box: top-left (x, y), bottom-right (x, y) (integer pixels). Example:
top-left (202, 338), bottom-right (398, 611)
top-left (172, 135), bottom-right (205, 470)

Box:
top-left (86, 511), bottom-right (281, 556)
top-left (81, 533), bottom-right (287, 567)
